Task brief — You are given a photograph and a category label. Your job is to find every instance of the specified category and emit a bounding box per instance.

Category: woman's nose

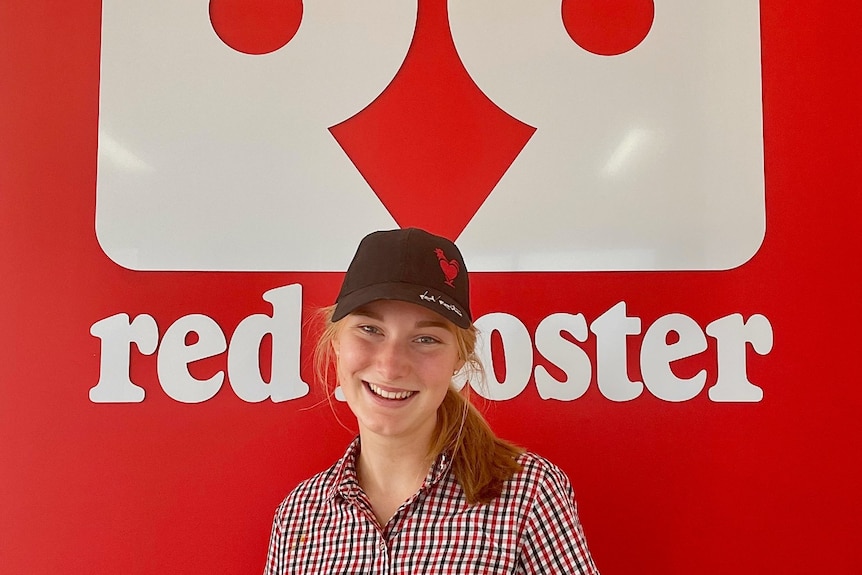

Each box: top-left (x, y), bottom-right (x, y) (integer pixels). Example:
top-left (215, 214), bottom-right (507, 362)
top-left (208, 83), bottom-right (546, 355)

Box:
top-left (375, 339), bottom-right (410, 380)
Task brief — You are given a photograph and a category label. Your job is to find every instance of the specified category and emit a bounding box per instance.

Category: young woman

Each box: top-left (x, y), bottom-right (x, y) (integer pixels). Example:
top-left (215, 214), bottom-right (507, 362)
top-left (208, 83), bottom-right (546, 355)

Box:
top-left (264, 228), bottom-right (599, 574)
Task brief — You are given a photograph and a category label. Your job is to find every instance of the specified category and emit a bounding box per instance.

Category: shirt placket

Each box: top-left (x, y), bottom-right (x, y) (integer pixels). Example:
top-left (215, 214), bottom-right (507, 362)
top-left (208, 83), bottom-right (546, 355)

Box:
top-left (342, 487), bottom-right (395, 574)
top-left (379, 453), bottom-right (451, 574)
top-left (377, 493), bottom-right (422, 574)
top-left (334, 446), bottom-right (453, 574)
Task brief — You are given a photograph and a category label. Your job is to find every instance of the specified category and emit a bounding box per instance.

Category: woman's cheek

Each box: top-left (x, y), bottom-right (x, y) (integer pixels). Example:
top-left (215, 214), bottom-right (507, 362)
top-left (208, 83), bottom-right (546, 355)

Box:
top-left (335, 335), bottom-right (368, 367)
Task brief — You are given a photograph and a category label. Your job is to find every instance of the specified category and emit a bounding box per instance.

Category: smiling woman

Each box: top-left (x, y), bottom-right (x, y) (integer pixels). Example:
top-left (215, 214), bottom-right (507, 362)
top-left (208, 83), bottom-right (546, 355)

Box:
top-left (263, 228), bottom-right (600, 574)
top-left (331, 301), bottom-right (461, 450)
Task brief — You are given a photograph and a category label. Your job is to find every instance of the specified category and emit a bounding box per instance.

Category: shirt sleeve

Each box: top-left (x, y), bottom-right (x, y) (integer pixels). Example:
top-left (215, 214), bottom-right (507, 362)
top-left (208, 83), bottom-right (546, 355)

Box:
top-left (263, 500), bottom-right (289, 575)
top-left (517, 459), bottom-right (600, 575)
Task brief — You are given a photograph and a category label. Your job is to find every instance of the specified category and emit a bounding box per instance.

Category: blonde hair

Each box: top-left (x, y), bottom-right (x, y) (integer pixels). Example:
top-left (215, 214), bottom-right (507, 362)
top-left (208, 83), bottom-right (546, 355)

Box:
top-left (313, 305), bottom-right (523, 505)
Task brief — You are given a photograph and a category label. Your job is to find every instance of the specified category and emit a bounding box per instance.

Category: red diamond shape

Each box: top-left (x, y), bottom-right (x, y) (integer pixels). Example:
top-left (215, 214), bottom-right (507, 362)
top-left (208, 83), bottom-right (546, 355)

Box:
top-left (329, 0), bottom-right (535, 241)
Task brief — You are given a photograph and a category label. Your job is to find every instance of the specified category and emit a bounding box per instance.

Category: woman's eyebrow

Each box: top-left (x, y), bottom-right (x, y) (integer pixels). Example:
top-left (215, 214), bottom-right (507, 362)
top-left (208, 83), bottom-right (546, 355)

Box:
top-left (351, 309), bottom-right (448, 330)
top-left (351, 309), bottom-right (381, 320)
top-left (415, 320), bottom-right (450, 329)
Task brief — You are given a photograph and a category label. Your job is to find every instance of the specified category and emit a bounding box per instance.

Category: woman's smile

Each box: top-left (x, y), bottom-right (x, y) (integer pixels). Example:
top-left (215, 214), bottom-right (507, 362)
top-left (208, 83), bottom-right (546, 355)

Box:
top-left (364, 381), bottom-right (417, 402)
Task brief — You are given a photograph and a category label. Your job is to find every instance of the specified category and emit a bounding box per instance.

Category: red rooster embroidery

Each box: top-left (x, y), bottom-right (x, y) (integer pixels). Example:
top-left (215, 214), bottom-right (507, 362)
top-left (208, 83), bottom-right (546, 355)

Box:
top-left (434, 248), bottom-right (459, 287)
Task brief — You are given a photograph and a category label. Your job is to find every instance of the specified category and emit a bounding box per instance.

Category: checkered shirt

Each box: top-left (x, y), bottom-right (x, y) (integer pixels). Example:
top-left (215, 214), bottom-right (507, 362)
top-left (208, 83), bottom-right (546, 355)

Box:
top-left (264, 438), bottom-right (599, 574)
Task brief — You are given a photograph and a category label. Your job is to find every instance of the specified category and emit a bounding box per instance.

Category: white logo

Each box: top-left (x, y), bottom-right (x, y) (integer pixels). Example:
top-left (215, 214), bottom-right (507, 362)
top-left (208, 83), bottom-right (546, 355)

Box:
top-left (97, 0), bottom-right (763, 272)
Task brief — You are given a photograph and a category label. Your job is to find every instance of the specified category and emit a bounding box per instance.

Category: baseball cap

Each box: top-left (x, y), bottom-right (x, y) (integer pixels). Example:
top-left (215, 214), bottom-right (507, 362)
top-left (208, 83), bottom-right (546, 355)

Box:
top-left (332, 228), bottom-right (472, 328)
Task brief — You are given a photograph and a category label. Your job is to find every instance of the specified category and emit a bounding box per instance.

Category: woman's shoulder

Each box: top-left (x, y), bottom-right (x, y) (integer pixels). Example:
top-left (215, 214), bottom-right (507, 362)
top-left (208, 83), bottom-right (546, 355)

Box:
top-left (272, 456), bottom-right (346, 522)
top-left (515, 451), bottom-right (570, 480)
top-left (276, 439), bottom-right (360, 512)
top-left (284, 460), bottom-right (342, 501)
top-left (507, 450), bottom-right (577, 502)
top-left (283, 464), bottom-right (337, 500)
top-left (508, 453), bottom-right (599, 573)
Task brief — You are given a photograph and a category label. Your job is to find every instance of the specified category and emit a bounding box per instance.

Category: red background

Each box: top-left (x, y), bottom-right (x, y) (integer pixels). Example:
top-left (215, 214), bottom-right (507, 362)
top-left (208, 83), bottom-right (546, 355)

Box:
top-left (2, 1), bottom-right (861, 573)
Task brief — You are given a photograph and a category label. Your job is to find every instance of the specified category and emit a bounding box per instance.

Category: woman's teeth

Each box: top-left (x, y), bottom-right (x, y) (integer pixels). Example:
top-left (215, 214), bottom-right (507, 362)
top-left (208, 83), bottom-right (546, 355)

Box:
top-left (367, 382), bottom-right (416, 401)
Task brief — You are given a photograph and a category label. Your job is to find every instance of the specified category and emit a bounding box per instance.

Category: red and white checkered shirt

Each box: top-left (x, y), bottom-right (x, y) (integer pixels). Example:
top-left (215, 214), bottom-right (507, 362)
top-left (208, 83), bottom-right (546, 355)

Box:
top-left (264, 438), bottom-right (599, 574)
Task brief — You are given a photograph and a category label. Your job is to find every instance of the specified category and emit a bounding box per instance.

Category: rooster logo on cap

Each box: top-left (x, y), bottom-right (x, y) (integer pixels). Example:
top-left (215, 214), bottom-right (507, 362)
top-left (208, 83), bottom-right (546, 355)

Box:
top-left (434, 248), bottom-right (459, 287)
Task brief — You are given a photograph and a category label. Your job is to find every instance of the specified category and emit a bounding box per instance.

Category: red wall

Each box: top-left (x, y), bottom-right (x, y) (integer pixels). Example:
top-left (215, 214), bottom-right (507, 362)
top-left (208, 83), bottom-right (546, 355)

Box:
top-left (2, 1), bottom-right (861, 573)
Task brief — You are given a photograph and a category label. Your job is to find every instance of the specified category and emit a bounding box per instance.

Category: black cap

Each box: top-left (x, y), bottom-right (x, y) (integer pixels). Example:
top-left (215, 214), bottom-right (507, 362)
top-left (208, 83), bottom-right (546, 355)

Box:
top-left (332, 228), bottom-right (472, 328)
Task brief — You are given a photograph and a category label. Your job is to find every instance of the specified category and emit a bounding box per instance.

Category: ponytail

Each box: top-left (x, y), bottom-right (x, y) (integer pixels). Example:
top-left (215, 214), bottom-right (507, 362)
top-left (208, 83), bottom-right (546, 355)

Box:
top-left (429, 387), bottom-right (523, 505)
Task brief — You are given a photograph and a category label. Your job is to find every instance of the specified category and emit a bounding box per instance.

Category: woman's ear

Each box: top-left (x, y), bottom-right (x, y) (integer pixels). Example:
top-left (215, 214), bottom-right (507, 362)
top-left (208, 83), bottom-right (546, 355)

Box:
top-left (331, 337), bottom-right (340, 357)
top-left (454, 358), bottom-right (465, 374)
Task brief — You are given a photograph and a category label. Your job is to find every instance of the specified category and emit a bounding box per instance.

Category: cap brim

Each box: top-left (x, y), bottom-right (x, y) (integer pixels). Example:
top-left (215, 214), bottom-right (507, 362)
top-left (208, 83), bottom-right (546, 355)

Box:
top-left (332, 282), bottom-right (471, 328)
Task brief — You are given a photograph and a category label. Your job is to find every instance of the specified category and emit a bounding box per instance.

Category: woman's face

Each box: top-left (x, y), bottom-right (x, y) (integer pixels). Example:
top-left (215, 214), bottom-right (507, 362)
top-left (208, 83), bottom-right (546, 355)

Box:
top-left (332, 299), bottom-right (463, 445)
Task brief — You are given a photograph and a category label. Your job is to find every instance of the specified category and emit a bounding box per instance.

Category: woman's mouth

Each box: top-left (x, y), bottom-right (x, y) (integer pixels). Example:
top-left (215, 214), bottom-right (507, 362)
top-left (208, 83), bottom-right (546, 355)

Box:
top-left (365, 381), bottom-right (417, 401)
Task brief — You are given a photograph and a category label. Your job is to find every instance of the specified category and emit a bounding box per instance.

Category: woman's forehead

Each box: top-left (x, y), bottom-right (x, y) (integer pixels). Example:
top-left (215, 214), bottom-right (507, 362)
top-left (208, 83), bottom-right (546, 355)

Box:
top-left (352, 299), bottom-right (453, 328)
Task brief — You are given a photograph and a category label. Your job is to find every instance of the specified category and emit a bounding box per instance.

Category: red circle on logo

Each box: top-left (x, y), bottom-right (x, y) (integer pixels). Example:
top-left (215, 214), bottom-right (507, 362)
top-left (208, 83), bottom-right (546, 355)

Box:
top-left (209, 0), bottom-right (303, 55)
top-left (562, 0), bottom-right (655, 56)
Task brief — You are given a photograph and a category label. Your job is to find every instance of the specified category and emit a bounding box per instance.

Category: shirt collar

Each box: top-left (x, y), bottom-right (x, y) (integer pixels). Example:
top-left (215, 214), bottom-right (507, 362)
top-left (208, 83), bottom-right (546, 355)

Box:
top-left (327, 437), bottom-right (454, 502)
top-left (425, 448), bottom-right (453, 488)
top-left (327, 437), bottom-right (362, 502)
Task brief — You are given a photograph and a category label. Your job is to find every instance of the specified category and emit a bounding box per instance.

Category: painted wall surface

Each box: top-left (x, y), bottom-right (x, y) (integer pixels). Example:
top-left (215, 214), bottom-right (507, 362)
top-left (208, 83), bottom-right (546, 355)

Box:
top-left (1, 1), bottom-right (860, 573)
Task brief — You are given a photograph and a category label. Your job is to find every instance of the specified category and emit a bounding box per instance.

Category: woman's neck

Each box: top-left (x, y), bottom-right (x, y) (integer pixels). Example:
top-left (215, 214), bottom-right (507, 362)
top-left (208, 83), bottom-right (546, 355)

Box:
top-left (355, 431), bottom-right (435, 526)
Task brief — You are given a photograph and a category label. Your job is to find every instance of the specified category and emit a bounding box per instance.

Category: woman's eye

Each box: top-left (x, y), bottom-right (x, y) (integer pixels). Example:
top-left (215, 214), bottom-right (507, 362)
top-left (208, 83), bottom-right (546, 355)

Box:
top-left (358, 325), bottom-right (381, 335)
top-left (415, 335), bottom-right (441, 345)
